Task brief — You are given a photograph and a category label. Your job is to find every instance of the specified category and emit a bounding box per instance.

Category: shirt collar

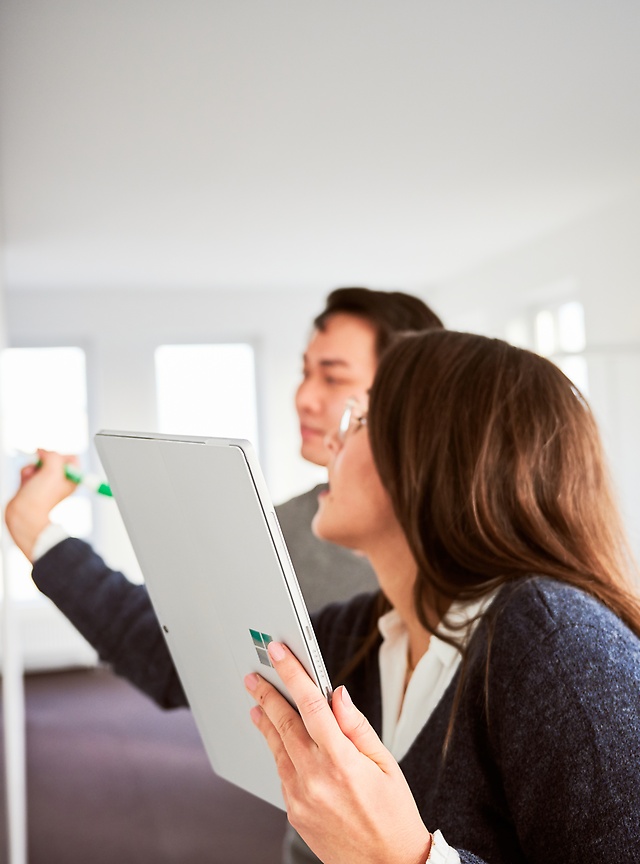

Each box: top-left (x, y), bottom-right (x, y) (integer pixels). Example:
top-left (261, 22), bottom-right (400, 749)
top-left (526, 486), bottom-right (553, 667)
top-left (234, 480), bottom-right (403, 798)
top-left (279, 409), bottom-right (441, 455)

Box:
top-left (378, 591), bottom-right (497, 660)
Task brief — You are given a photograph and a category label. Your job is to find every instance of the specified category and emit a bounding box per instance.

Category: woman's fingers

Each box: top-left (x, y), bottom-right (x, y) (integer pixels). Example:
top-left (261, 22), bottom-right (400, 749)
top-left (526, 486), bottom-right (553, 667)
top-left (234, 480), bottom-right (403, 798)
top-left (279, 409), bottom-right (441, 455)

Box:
top-left (244, 653), bottom-right (331, 763)
top-left (331, 685), bottom-right (394, 769)
top-left (248, 702), bottom-right (297, 787)
top-left (244, 656), bottom-right (433, 864)
top-left (260, 641), bottom-right (342, 750)
top-left (245, 642), bottom-right (390, 767)
top-left (260, 643), bottom-right (397, 770)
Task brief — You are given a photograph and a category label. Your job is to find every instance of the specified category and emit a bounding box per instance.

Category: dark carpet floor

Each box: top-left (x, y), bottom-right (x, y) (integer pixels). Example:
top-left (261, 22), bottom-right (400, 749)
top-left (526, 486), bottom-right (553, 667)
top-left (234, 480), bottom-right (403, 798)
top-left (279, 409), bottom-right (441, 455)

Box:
top-left (1, 666), bottom-right (287, 864)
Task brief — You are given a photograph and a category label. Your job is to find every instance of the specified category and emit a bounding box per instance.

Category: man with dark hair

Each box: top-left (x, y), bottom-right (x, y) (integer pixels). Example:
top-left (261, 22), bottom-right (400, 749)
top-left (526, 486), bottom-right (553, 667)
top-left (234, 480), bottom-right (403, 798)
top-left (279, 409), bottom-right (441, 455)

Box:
top-left (314, 286), bottom-right (442, 356)
top-left (280, 287), bottom-right (444, 608)
top-left (5, 287), bottom-right (444, 864)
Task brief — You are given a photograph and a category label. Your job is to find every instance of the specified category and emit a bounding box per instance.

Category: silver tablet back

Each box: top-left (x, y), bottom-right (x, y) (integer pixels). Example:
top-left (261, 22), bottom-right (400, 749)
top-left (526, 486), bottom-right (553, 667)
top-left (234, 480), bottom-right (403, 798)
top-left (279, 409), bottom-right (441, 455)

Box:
top-left (95, 430), bottom-right (332, 810)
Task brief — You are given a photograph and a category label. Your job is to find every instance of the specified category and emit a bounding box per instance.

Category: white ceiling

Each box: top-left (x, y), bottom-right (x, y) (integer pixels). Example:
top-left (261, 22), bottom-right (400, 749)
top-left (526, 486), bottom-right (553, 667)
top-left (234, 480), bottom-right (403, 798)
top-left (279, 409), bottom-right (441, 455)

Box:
top-left (1, 0), bottom-right (640, 292)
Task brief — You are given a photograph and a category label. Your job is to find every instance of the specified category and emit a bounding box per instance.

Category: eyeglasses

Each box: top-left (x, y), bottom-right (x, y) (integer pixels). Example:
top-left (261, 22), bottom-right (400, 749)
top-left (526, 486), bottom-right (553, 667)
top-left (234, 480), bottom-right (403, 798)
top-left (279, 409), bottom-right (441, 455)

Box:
top-left (338, 397), bottom-right (368, 443)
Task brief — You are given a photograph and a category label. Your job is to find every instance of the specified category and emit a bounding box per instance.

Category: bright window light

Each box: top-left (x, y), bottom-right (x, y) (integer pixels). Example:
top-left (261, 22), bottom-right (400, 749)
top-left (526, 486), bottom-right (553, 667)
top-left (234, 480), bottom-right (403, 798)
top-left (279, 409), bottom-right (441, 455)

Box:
top-left (534, 310), bottom-right (556, 356)
top-left (1, 346), bottom-right (92, 602)
top-left (557, 301), bottom-right (586, 353)
top-left (1, 347), bottom-right (89, 454)
top-left (155, 344), bottom-right (259, 449)
top-left (505, 317), bottom-right (532, 349)
top-left (556, 355), bottom-right (589, 397)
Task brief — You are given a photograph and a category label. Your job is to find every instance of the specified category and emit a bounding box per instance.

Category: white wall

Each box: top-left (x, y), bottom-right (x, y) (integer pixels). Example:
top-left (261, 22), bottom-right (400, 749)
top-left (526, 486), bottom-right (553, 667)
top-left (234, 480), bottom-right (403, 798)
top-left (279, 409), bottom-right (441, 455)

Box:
top-left (429, 192), bottom-right (640, 563)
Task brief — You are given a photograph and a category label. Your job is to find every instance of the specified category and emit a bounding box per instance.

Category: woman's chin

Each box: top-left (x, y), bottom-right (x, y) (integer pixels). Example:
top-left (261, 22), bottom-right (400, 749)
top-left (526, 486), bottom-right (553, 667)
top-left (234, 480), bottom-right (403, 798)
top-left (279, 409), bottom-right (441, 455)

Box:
top-left (313, 519), bottom-right (359, 553)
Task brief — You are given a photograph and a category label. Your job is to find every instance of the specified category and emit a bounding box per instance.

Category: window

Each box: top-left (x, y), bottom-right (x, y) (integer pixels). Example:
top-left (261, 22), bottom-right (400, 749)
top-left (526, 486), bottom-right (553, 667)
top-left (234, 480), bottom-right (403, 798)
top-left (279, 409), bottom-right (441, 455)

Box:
top-left (556, 301), bottom-right (586, 354)
top-left (507, 300), bottom-right (588, 395)
top-left (0, 347), bottom-right (91, 602)
top-left (155, 343), bottom-right (259, 448)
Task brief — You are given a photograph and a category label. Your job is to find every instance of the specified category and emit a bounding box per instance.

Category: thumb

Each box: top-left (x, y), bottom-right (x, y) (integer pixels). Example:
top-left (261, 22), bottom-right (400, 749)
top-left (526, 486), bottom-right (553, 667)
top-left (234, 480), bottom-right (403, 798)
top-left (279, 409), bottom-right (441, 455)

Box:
top-left (332, 685), bottom-right (394, 768)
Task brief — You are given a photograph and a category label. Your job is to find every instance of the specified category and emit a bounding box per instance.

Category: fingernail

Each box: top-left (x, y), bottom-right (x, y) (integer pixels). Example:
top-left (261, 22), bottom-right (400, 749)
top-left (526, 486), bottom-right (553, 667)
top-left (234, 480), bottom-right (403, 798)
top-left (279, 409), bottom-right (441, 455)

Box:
top-left (267, 641), bottom-right (286, 662)
top-left (341, 685), bottom-right (353, 708)
top-left (250, 705), bottom-right (263, 725)
top-left (244, 672), bottom-right (259, 691)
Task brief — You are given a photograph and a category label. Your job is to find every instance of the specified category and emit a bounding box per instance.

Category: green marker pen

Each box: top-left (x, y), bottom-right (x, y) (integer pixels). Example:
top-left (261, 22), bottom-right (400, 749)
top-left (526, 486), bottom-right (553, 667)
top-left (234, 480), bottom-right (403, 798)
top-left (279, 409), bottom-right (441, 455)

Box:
top-left (34, 459), bottom-right (113, 497)
top-left (62, 464), bottom-right (113, 497)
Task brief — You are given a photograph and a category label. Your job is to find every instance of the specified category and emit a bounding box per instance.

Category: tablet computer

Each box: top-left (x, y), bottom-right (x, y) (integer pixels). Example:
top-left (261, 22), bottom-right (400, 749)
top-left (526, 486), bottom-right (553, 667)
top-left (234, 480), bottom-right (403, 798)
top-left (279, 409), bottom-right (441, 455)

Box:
top-left (94, 430), bottom-right (333, 810)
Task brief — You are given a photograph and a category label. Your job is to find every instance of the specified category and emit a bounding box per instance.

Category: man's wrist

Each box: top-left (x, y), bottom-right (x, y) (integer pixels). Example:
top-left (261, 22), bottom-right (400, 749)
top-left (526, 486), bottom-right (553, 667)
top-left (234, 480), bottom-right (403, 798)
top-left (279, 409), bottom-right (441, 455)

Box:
top-left (4, 498), bottom-right (51, 562)
top-left (32, 523), bottom-right (70, 562)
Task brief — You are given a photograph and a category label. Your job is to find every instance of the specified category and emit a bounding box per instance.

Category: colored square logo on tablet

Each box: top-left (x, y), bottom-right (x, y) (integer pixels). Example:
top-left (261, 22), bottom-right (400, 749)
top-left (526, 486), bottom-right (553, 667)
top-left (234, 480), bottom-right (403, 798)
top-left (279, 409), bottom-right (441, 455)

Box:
top-left (250, 629), bottom-right (273, 667)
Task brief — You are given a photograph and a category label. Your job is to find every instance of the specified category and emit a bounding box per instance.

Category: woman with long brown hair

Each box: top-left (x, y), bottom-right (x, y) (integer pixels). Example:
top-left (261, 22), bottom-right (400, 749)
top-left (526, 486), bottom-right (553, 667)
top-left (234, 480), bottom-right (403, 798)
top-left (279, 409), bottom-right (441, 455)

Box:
top-left (246, 329), bottom-right (640, 864)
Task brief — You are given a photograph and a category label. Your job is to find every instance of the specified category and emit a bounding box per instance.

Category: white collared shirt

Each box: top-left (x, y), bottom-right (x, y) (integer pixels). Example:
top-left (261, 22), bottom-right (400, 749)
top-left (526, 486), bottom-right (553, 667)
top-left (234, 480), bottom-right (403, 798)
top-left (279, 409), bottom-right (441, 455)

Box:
top-left (378, 594), bottom-right (493, 760)
top-left (377, 595), bottom-right (495, 864)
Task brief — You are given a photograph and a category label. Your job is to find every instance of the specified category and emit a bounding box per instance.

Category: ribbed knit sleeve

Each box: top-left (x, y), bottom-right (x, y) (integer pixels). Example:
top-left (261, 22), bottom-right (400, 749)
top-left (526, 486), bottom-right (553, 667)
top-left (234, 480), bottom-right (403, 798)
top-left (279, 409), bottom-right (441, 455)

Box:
top-left (32, 538), bottom-right (187, 708)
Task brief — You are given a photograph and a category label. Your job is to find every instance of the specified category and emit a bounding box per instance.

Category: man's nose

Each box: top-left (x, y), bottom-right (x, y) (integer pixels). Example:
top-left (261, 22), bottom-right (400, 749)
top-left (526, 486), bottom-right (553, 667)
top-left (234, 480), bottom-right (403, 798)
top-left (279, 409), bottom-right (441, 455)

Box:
top-left (296, 377), bottom-right (321, 412)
